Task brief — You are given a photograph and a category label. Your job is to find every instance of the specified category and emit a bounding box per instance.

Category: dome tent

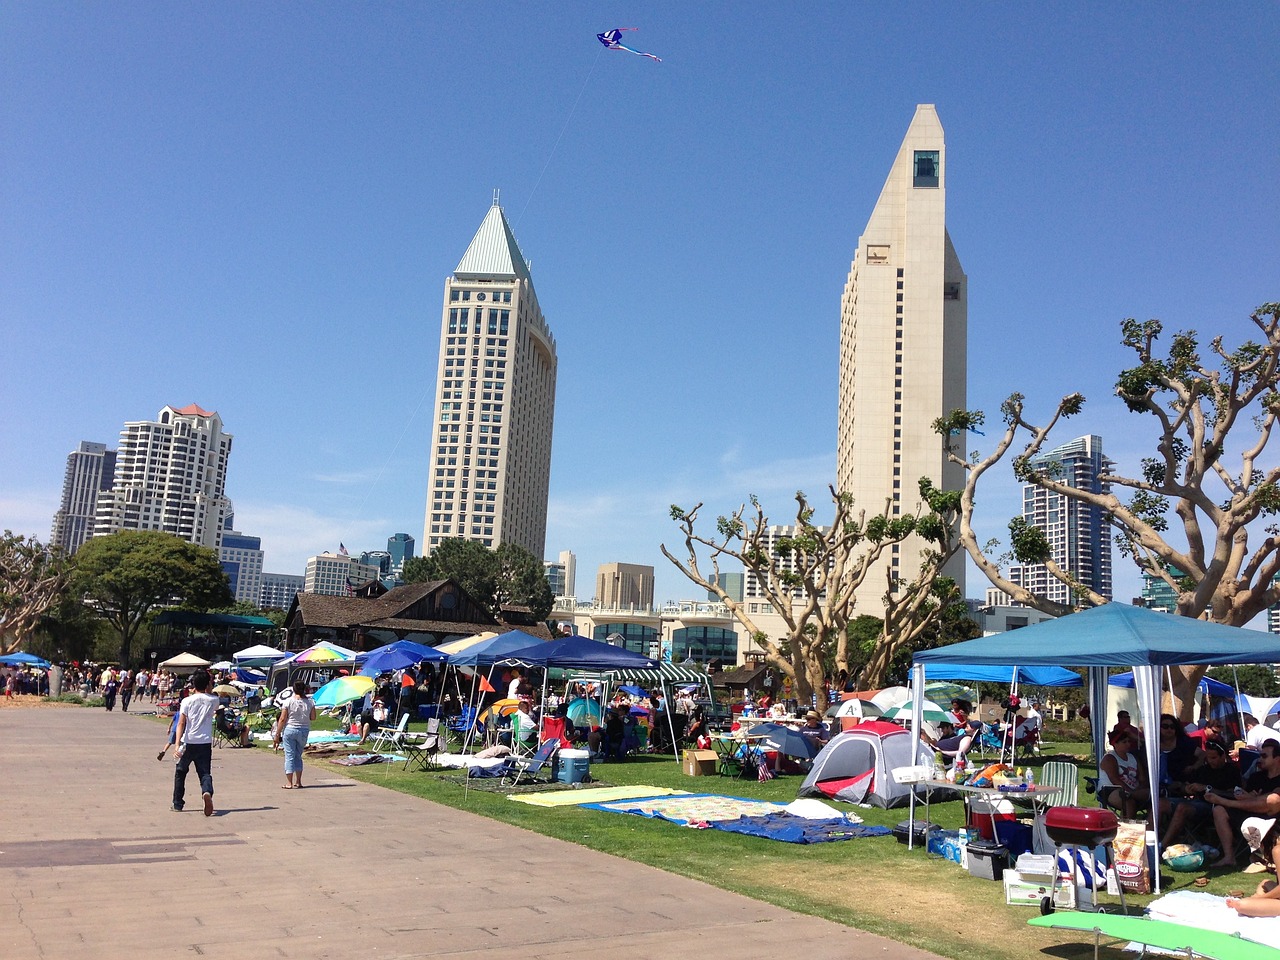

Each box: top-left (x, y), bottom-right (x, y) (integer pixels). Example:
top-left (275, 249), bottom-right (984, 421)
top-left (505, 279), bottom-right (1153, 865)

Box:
top-left (797, 721), bottom-right (934, 808)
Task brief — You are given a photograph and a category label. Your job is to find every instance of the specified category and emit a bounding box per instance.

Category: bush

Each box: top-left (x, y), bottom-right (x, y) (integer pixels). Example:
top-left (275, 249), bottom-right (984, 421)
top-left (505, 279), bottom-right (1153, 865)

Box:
top-left (46, 693), bottom-right (85, 704)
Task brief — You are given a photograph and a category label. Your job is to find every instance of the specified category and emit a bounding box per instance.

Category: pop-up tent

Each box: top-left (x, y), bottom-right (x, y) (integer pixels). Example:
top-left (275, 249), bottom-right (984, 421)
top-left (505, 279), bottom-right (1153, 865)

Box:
top-left (798, 721), bottom-right (934, 807)
top-left (921, 663), bottom-right (1082, 687)
top-left (913, 603), bottom-right (1280, 891)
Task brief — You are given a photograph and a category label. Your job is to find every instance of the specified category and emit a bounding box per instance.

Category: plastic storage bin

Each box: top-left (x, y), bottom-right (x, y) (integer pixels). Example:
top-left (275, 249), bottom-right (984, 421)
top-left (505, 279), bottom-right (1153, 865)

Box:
top-left (967, 840), bottom-right (1009, 881)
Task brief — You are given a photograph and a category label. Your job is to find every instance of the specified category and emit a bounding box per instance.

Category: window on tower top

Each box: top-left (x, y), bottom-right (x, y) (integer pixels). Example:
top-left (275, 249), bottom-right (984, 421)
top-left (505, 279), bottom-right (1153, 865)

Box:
top-left (913, 150), bottom-right (940, 188)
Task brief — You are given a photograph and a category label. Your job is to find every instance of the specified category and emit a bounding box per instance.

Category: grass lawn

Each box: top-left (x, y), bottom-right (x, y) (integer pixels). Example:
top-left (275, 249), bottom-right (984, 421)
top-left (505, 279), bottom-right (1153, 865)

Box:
top-left (302, 725), bottom-right (1253, 960)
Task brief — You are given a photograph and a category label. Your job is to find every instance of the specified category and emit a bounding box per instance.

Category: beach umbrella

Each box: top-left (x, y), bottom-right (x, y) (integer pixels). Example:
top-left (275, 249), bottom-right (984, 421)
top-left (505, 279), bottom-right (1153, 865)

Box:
top-left (291, 644), bottom-right (352, 664)
top-left (358, 639), bottom-right (447, 676)
top-left (477, 698), bottom-right (521, 724)
top-left (565, 697), bottom-right (603, 726)
top-left (867, 686), bottom-right (912, 711)
top-left (313, 675), bottom-right (375, 708)
top-left (882, 699), bottom-right (950, 724)
top-left (754, 722), bottom-right (820, 759)
top-left (211, 684), bottom-right (240, 697)
top-left (833, 698), bottom-right (879, 719)
top-left (924, 680), bottom-right (977, 706)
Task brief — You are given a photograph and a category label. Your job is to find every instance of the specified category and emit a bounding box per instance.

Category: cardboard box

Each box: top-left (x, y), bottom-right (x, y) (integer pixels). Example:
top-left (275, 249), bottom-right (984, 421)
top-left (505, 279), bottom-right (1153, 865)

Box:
top-left (682, 749), bottom-right (717, 776)
top-left (1003, 869), bottom-right (1094, 908)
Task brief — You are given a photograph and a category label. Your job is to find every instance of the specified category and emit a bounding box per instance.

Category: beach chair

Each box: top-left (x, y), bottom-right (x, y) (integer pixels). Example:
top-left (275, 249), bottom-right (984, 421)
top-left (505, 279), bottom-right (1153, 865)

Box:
top-left (369, 713), bottom-right (410, 753)
top-left (1038, 761), bottom-right (1079, 808)
top-left (500, 738), bottom-right (559, 787)
top-left (402, 718), bottom-right (443, 772)
top-left (446, 705), bottom-right (479, 745)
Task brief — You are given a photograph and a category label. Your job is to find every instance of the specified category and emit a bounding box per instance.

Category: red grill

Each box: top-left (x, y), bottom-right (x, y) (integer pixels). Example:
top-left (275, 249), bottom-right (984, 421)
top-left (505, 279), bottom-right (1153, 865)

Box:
top-left (1044, 806), bottom-right (1118, 846)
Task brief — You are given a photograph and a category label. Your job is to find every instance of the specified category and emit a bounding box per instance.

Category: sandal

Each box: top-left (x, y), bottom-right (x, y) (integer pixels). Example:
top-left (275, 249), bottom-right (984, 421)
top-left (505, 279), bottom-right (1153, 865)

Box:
top-left (281, 784), bottom-right (293, 789)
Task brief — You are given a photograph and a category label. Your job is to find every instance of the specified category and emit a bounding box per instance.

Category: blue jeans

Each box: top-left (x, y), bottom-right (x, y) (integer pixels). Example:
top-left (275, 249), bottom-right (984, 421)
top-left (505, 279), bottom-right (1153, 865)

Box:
top-left (282, 727), bottom-right (308, 774)
top-left (173, 742), bottom-right (213, 808)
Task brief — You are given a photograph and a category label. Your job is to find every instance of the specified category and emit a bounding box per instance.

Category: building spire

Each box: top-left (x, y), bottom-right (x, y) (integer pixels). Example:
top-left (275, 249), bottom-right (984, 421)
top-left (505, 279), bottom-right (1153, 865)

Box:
top-left (492, 187), bottom-right (501, 207)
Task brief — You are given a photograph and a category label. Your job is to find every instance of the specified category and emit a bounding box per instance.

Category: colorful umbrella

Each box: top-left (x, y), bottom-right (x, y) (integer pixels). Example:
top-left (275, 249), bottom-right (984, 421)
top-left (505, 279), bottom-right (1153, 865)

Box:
top-left (211, 684), bottom-right (240, 697)
top-left (292, 644), bottom-right (353, 664)
top-left (312, 675), bottom-right (375, 708)
top-left (477, 698), bottom-right (521, 724)
top-left (565, 697), bottom-right (603, 725)
top-left (881, 698), bottom-right (950, 724)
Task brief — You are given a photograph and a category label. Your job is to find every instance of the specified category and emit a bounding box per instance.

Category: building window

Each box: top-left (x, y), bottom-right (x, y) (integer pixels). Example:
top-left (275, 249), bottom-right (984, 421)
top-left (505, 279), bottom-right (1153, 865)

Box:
top-left (913, 150), bottom-right (940, 188)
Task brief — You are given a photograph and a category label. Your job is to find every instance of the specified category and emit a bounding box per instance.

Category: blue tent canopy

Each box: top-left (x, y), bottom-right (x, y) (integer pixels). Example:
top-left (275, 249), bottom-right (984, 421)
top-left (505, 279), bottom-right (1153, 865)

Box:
top-left (0, 652), bottom-right (52, 668)
top-left (921, 663), bottom-right (1082, 686)
top-left (913, 604), bottom-right (1278, 668)
top-left (498, 634), bottom-right (658, 671)
top-left (1108, 670), bottom-right (1235, 698)
top-left (447, 630), bottom-right (550, 667)
top-left (359, 639), bottom-right (447, 676)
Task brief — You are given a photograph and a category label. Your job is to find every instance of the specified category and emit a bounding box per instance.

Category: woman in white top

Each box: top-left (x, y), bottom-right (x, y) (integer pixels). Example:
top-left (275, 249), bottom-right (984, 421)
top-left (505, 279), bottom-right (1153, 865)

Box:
top-left (273, 681), bottom-right (316, 789)
top-left (1098, 728), bottom-right (1150, 821)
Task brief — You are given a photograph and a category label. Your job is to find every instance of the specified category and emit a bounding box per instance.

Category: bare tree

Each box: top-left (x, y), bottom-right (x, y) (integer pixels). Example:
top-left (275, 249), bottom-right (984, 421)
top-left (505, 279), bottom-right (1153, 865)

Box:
top-left (0, 531), bottom-right (72, 655)
top-left (661, 480), bottom-right (959, 703)
top-left (935, 302), bottom-right (1280, 717)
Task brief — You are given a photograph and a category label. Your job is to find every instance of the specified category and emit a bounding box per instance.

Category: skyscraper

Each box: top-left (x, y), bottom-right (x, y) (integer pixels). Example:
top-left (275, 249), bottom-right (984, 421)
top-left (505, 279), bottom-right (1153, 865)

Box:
top-left (386, 532), bottom-right (415, 579)
top-left (837, 105), bottom-right (967, 609)
top-left (50, 441), bottom-right (116, 555)
top-left (94, 404), bottom-right (233, 550)
top-left (1008, 435), bottom-right (1115, 606)
top-left (544, 549), bottom-right (576, 598)
top-left (595, 562), bottom-right (655, 609)
top-left (423, 197), bottom-right (558, 559)
top-left (220, 528), bottom-right (264, 605)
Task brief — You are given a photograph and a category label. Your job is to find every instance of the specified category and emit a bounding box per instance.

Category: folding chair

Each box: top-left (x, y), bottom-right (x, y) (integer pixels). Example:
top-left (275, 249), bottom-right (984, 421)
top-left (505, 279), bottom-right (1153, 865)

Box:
top-left (369, 713), bottom-right (410, 753)
top-left (1038, 761), bottom-right (1079, 808)
top-left (500, 738), bottom-right (559, 787)
top-left (402, 718), bottom-right (443, 772)
top-left (446, 705), bottom-right (479, 747)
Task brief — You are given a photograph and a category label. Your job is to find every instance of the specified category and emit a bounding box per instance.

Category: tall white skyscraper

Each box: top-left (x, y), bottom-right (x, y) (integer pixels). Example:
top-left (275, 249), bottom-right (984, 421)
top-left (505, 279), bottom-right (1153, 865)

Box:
top-left (94, 404), bottom-right (233, 550)
top-left (50, 441), bottom-right (116, 555)
top-left (837, 105), bottom-right (967, 610)
top-left (1009, 435), bottom-right (1115, 606)
top-left (423, 197), bottom-right (558, 559)
top-left (544, 549), bottom-right (576, 598)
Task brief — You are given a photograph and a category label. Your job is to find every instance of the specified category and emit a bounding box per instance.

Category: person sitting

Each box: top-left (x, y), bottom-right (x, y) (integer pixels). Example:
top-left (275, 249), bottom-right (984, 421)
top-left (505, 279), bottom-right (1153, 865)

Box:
top-left (1207, 738), bottom-right (1280, 868)
top-left (507, 698), bottom-right (538, 753)
top-left (215, 705), bottom-right (251, 748)
top-left (922, 720), bottom-right (973, 764)
top-left (1228, 818), bottom-right (1280, 916)
top-left (1161, 738), bottom-right (1242, 867)
top-left (358, 694), bottom-right (389, 744)
top-left (799, 710), bottom-right (831, 750)
top-left (588, 705), bottom-right (627, 760)
top-left (1098, 728), bottom-right (1152, 822)
top-left (1110, 709), bottom-right (1143, 747)
top-left (686, 707), bottom-right (710, 749)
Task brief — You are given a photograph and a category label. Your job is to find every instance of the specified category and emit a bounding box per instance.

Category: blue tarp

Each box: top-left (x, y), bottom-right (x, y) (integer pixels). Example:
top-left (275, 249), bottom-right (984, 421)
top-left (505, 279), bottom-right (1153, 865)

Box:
top-left (921, 663), bottom-right (1082, 686)
top-left (498, 634), bottom-right (658, 671)
top-left (708, 815), bottom-right (892, 844)
top-left (914, 604), bottom-right (1279, 668)
top-left (1109, 670), bottom-right (1235, 697)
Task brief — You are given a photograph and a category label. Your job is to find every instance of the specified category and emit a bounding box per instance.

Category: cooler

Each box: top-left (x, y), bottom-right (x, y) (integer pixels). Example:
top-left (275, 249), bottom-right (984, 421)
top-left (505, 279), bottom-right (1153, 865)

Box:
top-left (968, 795), bottom-right (1017, 841)
top-left (967, 840), bottom-right (1009, 881)
top-left (556, 748), bottom-right (590, 784)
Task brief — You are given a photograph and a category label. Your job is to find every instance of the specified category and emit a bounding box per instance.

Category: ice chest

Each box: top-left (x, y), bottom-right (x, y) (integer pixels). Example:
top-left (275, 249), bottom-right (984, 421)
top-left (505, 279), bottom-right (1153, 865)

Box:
top-left (892, 820), bottom-right (937, 846)
top-left (556, 748), bottom-right (590, 784)
top-left (682, 749), bottom-right (717, 776)
top-left (967, 839), bottom-right (1009, 881)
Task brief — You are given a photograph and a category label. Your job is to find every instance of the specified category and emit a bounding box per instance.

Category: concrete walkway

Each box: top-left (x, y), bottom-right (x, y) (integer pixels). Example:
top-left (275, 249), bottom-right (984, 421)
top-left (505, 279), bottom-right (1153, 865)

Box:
top-left (1, 706), bottom-right (945, 959)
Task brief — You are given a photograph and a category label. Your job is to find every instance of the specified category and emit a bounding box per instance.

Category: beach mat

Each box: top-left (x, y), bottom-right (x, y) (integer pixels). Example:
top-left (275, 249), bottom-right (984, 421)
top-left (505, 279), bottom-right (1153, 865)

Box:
top-left (509, 785), bottom-right (690, 807)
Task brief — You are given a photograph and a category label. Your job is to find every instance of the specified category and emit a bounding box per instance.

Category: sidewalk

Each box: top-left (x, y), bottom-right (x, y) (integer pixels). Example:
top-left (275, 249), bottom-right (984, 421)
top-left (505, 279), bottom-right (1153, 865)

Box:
top-left (1, 706), bottom-right (945, 959)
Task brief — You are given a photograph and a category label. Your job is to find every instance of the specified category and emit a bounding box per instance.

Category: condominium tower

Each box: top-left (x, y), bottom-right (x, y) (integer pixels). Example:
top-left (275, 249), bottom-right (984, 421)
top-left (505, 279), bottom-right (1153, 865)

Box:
top-left (595, 563), bottom-right (655, 610)
top-left (1008, 435), bottom-right (1114, 606)
top-left (50, 441), bottom-right (116, 555)
top-left (423, 197), bottom-right (558, 558)
top-left (837, 105), bottom-right (967, 610)
top-left (93, 404), bottom-right (233, 550)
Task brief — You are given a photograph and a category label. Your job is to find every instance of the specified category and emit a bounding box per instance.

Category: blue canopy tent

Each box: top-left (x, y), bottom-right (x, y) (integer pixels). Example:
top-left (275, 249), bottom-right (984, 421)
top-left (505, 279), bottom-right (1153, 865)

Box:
top-left (921, 663), bottom-right (1082, 687)
top-left (1109, 670), bottom-right (1235, 698)
top-left (0, 652), bottom-right (52, 668)
top-left (445, 630), bottom-right (548, 667)
top-left (359, 639), bottom-right (448, 677)
top-left (912, 603), bottom-right (1280, 891)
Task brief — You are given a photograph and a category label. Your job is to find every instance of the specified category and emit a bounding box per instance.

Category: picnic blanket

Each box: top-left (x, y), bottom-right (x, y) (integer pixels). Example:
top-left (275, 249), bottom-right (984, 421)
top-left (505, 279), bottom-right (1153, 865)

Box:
top-left (509, 786), bottom-right (689, 807)
top-left (582, 794), bottom-right (786, 826)
top-left (330, 753), bottom-right (406, 766)
top-left (1141, 890), bottom-right (1280, 951)
top-left (251, 731), bottom-right (360, 746)
top-left (708, 813), bottom-right (890, 844)
top-left (433, 752), bottom-right (508, 771)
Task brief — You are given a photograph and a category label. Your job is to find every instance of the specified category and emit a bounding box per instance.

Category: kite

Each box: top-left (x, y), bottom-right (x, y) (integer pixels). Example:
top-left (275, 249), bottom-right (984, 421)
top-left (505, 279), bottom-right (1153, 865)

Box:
top-left (597, 27), bottom-right (661, 62)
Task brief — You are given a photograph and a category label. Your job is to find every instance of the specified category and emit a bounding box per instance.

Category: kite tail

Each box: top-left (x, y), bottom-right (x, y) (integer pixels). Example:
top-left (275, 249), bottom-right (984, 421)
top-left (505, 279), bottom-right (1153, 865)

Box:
top-left (616, 43), bottom-right (662, 62)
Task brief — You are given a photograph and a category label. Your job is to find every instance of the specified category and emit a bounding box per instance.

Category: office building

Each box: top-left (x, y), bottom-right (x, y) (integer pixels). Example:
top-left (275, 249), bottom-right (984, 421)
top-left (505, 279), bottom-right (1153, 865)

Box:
top-left (544, 549), bottom-right (576, 598)
top-left (422, 196), bottom-right (558, 559)
top-left (595, 562), bottom-right (655, 610)
top-left (50, 441), bottom-right (116, 555)
top-left (1008, 435), bottom-right (1114, 606)
top-left (743, 526), bottom-right (831, 601)
top-left (260, 572), bottom-right (305, 610)
top-left (708, 571), bottom-right (745, 603)
top-left (220, 525), bottom-right (264, 606)
top-left (359, 551), bottom-right (392, 578)
top-left (837, 105), bottom-right (967, 613)
top-left (387, 533), bottom-right (415, 579)
top-left (303, 552), bottom-right (382, 597)
top-left (93, 403), bottom-right (233, 549)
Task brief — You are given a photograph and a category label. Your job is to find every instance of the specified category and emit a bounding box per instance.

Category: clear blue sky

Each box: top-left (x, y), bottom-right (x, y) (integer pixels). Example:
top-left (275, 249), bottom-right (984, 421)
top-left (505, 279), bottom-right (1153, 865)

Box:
top-left (3, 4), bottom-right (1278, 609)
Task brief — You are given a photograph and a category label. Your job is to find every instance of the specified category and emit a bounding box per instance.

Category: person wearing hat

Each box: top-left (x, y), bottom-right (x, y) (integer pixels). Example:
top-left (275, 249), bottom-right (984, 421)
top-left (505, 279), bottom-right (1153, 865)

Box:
top-left (800, 710), bottom-right (830, 750)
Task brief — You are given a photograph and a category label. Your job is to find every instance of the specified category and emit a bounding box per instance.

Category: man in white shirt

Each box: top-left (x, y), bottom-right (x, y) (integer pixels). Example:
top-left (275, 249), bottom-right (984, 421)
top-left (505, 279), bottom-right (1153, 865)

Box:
top-left (173, 671), bottom-right (219, 816)
top-left (1245, 715), bottom-right (1280, 750)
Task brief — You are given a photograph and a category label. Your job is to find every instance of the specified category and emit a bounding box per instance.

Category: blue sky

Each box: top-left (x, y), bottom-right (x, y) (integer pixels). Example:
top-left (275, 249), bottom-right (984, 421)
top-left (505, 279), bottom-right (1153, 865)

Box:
top-left (3, 4), bottom-right (1278, 611)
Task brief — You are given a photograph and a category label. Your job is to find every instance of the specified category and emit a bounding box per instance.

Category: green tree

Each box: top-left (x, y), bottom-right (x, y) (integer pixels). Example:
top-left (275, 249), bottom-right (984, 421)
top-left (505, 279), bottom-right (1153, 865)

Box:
top-left (28, 589), bottom-right (110, 664)
top-left (1, 531), bottom-right (73, 654)
top-left (73, 531), bottom-right (232, 666)
top-left (662, 481), bottom-right (960, 705)
top-left (936, 302), bottom-right (1280, 719)
top-left (403, 539), bottom-right (553, 621)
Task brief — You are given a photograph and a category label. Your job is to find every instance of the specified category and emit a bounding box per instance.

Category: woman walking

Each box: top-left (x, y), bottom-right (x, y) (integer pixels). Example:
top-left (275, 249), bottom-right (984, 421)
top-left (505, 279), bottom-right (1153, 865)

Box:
top-left (273, 680), bottom-right (315, 789)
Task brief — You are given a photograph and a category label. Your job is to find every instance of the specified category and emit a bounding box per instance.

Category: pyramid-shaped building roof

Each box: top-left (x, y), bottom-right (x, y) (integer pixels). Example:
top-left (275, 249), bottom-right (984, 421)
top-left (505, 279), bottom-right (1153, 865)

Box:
top-left (454, 200), bottom-right (531, 282)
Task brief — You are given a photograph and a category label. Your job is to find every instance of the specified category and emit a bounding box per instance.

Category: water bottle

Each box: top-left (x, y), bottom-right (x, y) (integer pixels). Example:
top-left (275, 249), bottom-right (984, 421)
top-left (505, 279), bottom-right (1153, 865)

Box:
top-left (958, 828), bottom-right (970, 869)
top-left (1026, 769), bottom-right (1035, 789)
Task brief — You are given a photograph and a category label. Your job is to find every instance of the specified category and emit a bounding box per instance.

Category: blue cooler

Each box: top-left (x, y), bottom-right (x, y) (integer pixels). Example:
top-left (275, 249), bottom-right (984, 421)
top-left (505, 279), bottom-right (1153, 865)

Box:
top-left (556, 748), bottom-right (590, 784)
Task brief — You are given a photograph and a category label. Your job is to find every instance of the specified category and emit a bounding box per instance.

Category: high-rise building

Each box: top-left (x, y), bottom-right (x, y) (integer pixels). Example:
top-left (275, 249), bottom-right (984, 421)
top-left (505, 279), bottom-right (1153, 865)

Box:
top-left (93, 404), bottom-right (233, 549)
top-left (387, 533), bottom-right (415, 579)
top-left (837, 105), bottom-right (966, 612)
top-left (220, 528), bottom-right (264, 605)
top-left (422, 197), bottom-right (558, 559)
top-left (708, 572), bottom-right (745, 603)
top-left (303, 552), bottom-right (381, 597)
top-left (595, 562), bottom-right (655, 609)
top-left (50, 441), bottom-right (116, 555)
top-left (544, 549), bottom-right (576, 598)
top-left (359, 551), bottom-right (392, 578)
top-left (260, 572), bottom-right (305, 610)
top-left (742, 526), bottom-right (831, 601)
top-left (1008, 435), bottom-right (1115, 606)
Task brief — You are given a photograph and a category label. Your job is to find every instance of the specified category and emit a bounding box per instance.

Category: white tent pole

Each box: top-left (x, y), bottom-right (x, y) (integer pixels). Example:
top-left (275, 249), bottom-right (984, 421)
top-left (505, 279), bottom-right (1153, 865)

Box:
top-left (1233, 665), bottom-right (1246, 739)
top-left (908, 662), bottom-right (925, 850)
top-left (1134, 664), bottom-right (1163, 895)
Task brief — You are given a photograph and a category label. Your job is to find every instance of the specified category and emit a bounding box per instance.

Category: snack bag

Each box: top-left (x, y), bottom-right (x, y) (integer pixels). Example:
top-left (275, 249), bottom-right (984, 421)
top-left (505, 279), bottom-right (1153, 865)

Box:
top-left (1112, 819), bottom-right (1150, 894)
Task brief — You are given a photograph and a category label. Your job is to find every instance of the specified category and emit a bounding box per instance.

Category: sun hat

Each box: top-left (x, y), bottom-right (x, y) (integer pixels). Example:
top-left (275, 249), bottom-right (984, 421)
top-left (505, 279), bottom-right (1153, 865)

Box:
top-left (805, 710), bottom-right (822, 721)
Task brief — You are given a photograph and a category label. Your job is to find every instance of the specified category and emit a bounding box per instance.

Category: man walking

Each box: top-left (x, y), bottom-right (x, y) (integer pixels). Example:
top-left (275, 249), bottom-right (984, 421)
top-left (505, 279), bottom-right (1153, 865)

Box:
top-left (173, 670), bottom-right (218, 816)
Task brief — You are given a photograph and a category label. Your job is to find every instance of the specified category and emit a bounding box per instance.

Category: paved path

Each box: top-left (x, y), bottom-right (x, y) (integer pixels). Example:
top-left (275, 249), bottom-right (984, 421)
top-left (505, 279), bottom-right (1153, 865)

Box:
top-left (1, 707), bottom-right (944, 960)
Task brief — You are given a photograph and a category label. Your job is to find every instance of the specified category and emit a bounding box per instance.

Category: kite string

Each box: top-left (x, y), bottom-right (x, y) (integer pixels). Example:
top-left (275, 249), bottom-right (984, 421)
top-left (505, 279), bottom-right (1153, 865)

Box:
top-left (514, 46), bottom-right (602, 229)
top-left (353, 382), bottom-right (432, 517)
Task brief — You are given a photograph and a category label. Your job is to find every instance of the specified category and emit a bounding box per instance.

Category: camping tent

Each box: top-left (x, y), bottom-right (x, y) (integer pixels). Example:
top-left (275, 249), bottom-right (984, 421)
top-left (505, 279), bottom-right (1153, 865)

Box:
top-left (158, 652), bottom-right (212, 671)
top-left (797, 721), bottom-right (934, 808)
top-left (912, 603), bottom-right (1280, 891)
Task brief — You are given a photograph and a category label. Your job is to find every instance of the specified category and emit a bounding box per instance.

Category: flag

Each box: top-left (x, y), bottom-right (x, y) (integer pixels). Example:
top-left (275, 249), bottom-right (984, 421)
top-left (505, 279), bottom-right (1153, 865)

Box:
top-left (479, 675), bottom-right (496, 694)
top-left (339, 542), bottom-right (348, 556)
